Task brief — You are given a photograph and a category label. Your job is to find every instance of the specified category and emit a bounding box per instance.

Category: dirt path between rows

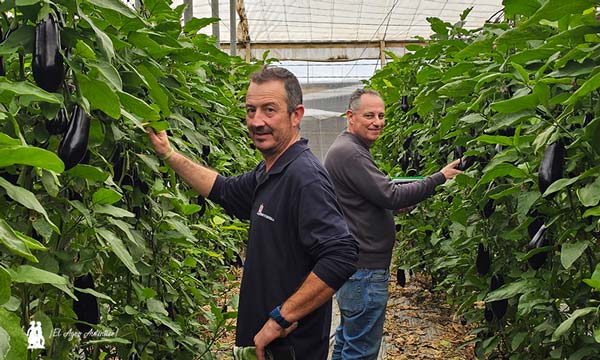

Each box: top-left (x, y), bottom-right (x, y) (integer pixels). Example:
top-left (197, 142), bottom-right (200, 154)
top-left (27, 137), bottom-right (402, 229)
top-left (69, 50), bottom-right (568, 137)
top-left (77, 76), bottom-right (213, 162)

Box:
top-left (381, 272), bottom-right (476, 360)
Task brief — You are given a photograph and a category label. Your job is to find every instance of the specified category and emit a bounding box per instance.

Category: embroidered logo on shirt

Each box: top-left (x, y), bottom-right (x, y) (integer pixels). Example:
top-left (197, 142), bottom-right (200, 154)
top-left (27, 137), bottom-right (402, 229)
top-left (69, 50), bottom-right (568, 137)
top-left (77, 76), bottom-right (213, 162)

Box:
top-left (256, 203), bottom-right (275, 222)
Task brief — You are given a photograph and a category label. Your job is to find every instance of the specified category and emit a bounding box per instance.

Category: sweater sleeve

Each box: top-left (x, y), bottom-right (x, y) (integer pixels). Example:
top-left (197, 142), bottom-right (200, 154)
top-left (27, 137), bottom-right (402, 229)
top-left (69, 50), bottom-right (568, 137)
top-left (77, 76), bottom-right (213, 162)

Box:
top-left (297, 179), bottom-right (358, 290)
top-left (207, 172), bottom-right (256, 220)
top-left (345, 151), bottom-right (446, 210)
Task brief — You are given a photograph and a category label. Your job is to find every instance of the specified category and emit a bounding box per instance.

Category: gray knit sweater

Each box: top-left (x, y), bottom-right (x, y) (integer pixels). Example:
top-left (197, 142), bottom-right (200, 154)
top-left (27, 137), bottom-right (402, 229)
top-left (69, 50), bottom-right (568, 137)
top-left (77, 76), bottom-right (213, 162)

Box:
top-left (324, 131), bottom-right (446, 269)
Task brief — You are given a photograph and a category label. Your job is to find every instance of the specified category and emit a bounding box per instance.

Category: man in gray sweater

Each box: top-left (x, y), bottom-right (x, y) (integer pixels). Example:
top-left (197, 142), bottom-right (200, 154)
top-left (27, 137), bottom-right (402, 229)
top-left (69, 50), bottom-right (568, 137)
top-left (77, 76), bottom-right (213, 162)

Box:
top-left (324, 89), bottom-right (462, 360)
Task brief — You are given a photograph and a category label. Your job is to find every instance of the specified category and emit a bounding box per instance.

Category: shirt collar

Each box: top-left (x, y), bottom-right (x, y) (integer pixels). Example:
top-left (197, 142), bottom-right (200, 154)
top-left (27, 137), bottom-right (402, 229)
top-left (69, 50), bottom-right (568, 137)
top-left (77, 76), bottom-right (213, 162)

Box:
top-left (257, 138), bottom-right (310, 179)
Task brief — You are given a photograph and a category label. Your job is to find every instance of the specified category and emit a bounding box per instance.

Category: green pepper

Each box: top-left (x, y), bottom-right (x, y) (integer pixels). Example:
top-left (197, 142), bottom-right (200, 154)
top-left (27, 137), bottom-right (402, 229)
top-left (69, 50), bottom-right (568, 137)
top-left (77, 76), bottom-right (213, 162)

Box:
top-left (46, 107), bottom-right (68, 135)
top-left (32, 14), bottom-right (64, 92)
top-left (73, 274), bottom-right (100, 333)
top-left (476, 243), bottom-right (490, 276)
top-left (538, 141), bottom-right (565, 194)
top-left (58, 105), bottom-right (90, 170)
top-left (489, 274), bottom-right (507, 319)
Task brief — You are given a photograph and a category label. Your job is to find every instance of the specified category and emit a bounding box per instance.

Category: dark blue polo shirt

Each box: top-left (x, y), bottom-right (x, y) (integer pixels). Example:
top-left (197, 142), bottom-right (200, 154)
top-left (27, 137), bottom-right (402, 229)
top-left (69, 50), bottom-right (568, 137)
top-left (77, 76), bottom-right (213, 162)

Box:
top-left (208, 138), bottom-right (357, 359)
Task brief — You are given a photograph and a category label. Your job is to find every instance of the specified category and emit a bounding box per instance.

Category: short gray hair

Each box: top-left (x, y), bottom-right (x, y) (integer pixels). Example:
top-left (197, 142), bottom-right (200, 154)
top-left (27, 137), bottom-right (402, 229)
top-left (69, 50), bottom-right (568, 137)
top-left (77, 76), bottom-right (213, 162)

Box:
top-left (348, 89), bottom-right (381, 111)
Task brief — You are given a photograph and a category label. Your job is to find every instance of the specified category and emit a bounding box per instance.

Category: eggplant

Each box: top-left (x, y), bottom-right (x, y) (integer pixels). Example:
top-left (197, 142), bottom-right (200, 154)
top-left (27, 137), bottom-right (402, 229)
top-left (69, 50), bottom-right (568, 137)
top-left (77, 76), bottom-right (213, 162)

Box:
top-left (482, 199), bottom-right (495, 218)
top-left (526, 224), bottom-right (550, 270)
top-left (583, 112), bottom-right (593, 127)
top-left (73, 274), bottom-right (100, 333)
top-left (400, 151), bottom-right (411, 172)
top-left (484, 306), bottom-right (493, 322)
top-left (197, 196), bottom-right (206, 217)
top-left (202, 144), bottom-right (211, 161)
top-left (396, 268), bottom-right (406, 287)
top-left (410, 151), bottom-right (422, 175)
top-left (527, 217), bottom-right (545, 239)
top-left (476, 243), bottom-right (490, 276)
top-left (455, 146), bottom-right (476, 171)
top-left (538, 141), bottom-right (565, 194)
top-left (46, 107), bottom-right (68, 135)
top-left (58, 105), bottom-right (90, 170)
top-left (402, 135), bottom-right (413, 150)
top-left (489, 274), bottom-right (507, 319)
top-left (32, 14), bottom-right (64, 92)
top-left (400, 95), bottom-right (410, 112)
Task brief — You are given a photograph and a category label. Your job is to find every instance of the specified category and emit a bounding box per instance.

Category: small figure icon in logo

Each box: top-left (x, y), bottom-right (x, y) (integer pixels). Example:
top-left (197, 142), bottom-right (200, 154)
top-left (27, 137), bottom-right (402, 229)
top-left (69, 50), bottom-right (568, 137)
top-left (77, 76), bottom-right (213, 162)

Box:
top-left (26, 321), bottom-right (45, 350)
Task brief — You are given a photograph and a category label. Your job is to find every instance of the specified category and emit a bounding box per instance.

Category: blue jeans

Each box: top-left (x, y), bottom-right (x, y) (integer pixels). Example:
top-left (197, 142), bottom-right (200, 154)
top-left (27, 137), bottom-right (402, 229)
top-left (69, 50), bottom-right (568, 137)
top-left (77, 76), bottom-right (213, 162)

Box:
top-left (331, 269), bottom-right (390, 360)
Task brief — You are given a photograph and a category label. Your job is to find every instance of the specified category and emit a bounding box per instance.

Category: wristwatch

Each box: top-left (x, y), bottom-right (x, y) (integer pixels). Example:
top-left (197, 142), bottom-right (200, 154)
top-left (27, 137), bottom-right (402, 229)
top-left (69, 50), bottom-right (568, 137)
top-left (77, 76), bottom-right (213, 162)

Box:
top-left (268, 305), bottom-right (293, 329)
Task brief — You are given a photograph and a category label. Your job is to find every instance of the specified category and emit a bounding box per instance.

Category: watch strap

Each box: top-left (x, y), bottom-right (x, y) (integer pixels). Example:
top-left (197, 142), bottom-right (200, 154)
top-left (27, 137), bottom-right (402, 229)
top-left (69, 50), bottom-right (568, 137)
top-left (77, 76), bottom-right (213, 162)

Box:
top-left (269, 305), bottom-right (292, 329)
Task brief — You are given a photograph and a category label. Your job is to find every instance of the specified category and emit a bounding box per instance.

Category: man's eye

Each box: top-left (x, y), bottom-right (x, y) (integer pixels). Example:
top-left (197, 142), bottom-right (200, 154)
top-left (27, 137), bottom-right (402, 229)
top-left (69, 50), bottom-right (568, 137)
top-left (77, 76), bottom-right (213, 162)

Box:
top-left (364, 114), bottom-right (374, 119)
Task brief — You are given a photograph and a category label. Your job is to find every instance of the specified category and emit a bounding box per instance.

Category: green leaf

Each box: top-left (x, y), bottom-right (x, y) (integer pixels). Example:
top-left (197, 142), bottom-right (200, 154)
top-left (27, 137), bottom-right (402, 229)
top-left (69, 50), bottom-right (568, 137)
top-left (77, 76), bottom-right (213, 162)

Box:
top-left (0, 308), bottom-right (27, 360)
top-left (577, 175), bottom-right (600, 207)
top-left (0, 78), bottom-right (62, 105)
top-left (96, 228), bottom-right (140, 275)
top-left (92, 188), bottom-right (122, 205)
top-left (77, 6), bottom-right (115, 60)
top-left (561, 241), bottom-right (589, 269)
top-left (491, 93), bottom-right (539, 113)
top-left (77, 73), bottom-right (121, 119)
top-left (147, 298), bottom-right (169, 316)
top-left (118, 91), bottom-right (160, 121)
top-left (137, 64), bottom-right (170, 116)
top-left (89, 61), bottom-right (123, 91)
top-left (0, 134), bottom-right (20, 147)
top-left (552, 307), bottom-right (597, 341)
top-left (183, 17), bottom-right (219, 34)
top-left (595, 328), bottom-right (600, 344)
top-left (503, 0), bottom-right (541, 17)
top-left (75, 40), bottom-right (96, 60)
top-left (0, 266), bottom-right (10, 305)
top-left (0, 178), bottom-right (59, 233)
top-left (476, 163), bottom-right (528, 188)
top-left (543, 176), bottom-right (580, 197)
top-left (0, 146), bottom-right (64, 172)
top-left (66, 164), bottom-right (109, 182)
top-left (583, 206), bottom-right (600, 218)
top-left (93, 204), bottom-right (135, 218)
top-left (459, 113), bottom-right (486, 125)
top-left (10, 265), bottom-right (67, 285)
top-left (565, 68), bottom-right (600, 105)
top-left (0, 219), bottom-right (37, 262)
top-left (476, 135), bottom-right (514, 146)
top-left (485, 279), bottom-right (538, 302)
top-left (75, 287), bottom-right (116, 304)
top-left (85, 0), bottom-right (137, 18)
top-left (524, 0), bottom-right (598, 26)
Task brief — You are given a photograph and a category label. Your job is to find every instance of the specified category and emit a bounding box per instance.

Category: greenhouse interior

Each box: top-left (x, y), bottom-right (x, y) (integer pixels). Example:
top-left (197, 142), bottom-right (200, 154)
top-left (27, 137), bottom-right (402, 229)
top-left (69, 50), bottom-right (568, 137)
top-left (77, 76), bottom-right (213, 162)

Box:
top-left (1, 0), bottom-right (600, 359)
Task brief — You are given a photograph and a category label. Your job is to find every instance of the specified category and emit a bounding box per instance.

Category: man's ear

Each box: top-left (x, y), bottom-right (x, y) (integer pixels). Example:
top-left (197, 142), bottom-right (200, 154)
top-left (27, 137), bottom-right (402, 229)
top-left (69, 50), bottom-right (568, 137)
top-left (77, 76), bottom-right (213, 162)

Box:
top-left (291, 105), bottom-right (304, 127)
top-left (346, 109), bottom-right (353, 125)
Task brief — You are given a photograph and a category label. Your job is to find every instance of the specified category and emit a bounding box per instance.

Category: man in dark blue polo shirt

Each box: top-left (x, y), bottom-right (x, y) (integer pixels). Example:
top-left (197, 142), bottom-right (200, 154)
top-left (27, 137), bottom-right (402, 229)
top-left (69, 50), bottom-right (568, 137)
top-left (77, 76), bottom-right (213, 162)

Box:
top-left (147, 66), bottom-right (358, 360)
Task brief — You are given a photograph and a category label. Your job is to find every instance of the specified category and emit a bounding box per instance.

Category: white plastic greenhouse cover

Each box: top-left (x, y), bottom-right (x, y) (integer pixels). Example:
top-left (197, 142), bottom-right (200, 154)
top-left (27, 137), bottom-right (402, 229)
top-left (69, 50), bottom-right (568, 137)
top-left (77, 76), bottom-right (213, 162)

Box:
top-left (173, 0), bottom-right (503, 61)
